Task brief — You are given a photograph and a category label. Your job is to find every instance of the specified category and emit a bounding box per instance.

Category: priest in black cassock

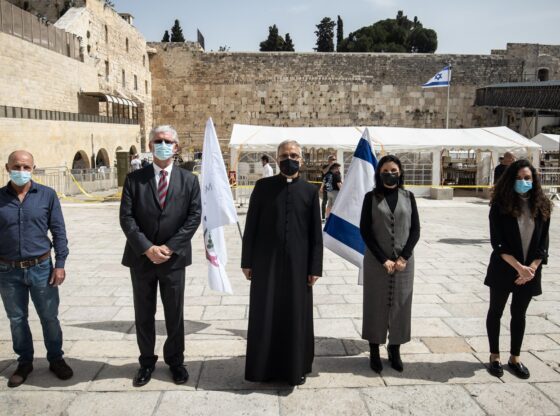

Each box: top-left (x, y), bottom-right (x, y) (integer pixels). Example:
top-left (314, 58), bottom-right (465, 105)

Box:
top-left (241, 140), bottom-right (323, 386)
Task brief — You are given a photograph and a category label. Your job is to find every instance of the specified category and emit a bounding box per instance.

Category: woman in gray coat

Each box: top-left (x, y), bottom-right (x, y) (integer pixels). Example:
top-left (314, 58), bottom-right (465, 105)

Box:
top-left (359, 155), bottom-right (420, 373)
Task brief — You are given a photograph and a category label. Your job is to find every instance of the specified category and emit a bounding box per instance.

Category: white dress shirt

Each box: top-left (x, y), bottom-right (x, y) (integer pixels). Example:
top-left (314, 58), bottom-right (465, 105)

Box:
top-left (262, 163), bottom-right (274, 178)
top-left (153, 162), bottom-right (173, 196)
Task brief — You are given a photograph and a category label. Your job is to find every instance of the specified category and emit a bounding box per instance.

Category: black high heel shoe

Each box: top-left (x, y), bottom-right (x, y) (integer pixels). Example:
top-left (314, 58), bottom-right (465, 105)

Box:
top-left (387, 344), bottom-right (403, 372)
top-left (369, 343), bottom-right (383, 373)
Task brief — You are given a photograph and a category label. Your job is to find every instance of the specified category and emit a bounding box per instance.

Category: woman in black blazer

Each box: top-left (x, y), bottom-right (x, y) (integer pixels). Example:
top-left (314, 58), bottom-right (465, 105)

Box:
top-left (485, 159), bottom-right (552, 379)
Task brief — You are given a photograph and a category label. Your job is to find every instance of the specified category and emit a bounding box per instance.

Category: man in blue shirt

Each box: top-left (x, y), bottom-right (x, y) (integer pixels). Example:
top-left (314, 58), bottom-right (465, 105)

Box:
top-left (0, 150), bottom-right (73, 387)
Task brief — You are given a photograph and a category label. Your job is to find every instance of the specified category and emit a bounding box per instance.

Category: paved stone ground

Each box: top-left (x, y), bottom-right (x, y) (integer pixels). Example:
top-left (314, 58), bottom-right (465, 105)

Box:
top-left (1, 197), bottom-right (559, 415)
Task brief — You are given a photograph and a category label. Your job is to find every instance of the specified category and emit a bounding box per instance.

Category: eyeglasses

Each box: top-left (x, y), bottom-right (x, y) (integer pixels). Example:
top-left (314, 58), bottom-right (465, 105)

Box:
top-left (153, 139), bottom-right (176, 145)
top-left (278, 152), bottom-right (301, 161)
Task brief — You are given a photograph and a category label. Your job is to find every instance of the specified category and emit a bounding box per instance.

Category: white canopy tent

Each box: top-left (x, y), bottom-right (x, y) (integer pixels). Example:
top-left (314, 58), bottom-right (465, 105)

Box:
top-left (229, 124), bottom-right (541, 188)
top-left (531, 133), bottom-right (560, 152)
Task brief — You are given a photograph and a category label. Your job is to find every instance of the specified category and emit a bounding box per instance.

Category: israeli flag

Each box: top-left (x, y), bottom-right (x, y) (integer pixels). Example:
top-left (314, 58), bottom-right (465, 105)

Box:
top-left (422, 66), bottom-right (451, 88)
top-left (323, 128), bottom-right (377, 284)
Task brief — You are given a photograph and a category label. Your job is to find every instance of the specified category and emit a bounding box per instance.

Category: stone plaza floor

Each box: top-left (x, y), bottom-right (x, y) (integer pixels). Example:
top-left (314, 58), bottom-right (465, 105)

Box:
top-left (1, 197), bottom-right (559, 415)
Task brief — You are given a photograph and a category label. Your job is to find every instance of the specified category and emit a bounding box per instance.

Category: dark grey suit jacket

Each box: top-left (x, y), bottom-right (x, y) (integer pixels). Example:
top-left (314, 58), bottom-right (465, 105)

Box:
top-left (119, 164), bottom-right (202, 271)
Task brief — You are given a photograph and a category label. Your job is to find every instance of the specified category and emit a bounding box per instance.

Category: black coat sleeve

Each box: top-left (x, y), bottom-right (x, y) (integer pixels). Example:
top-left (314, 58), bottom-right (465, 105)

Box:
top-left (359, 192), bottom-right (388, 264)
top-left (308, 187), bottom-right (323, 277)
top-left (536, 216), bottom-right (550, 265)
top-left (241, 181), bottom-right (261, 269)
top-left (165, 175), bottom-right (202, 254)
top-left (489, 203), bottom-right (514, 256)
top-left (119, 175), bottom-right (153, 256)
top-left (401, 192), bottom-right (420, 260)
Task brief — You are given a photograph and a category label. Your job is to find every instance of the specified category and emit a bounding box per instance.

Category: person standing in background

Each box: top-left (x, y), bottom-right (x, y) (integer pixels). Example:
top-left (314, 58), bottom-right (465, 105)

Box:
top-left (320, 155), bottom-right (337, 221)
top-left (493, 152), bottom-right (515, 184)
top-left (261, 155), bottom-right (274, 178)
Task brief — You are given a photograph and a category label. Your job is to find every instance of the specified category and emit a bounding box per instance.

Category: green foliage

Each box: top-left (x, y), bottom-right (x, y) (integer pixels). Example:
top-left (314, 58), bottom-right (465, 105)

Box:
top-left (542, 125), bottom-right (560, 135)
top-left (218, 45), bottom-right (230, 52)
top-left (162, 30), bottom-right (170, 42)
top-left (315, 17), bottom-right (336, 52)
top-left (336, 15), bottom-right (343, 52)
top-left (283, 33), bottom-right (295, 51)
top-left (337, 10), bottom-right (437, 53)
top-left (170, 19), bottom-right (186, 42)
top-left (259, 25), bottom-right (286, 51)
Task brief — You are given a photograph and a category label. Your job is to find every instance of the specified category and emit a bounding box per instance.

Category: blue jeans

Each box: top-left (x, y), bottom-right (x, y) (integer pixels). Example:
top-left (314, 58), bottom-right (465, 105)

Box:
top-left (0, 258), bottom-right (63, 363)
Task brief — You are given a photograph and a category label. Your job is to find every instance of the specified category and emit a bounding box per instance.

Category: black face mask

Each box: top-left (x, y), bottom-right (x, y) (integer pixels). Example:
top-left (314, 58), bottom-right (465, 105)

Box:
top-left (380, 172), bottom-right (400, 187)
top-left (279, 158), bottom-right (300, 176)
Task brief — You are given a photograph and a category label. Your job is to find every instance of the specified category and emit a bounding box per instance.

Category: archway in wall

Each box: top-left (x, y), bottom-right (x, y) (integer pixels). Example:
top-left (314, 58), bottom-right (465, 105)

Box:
top-left (537, 68), bottom-right (549, 82)
top-left (95, 148), bottom-right (110, 168)
top-left (72, 150), bottom-right (90, 170)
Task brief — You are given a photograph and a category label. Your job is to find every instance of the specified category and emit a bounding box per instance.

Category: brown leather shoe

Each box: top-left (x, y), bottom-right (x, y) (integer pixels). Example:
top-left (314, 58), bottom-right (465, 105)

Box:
top-left (7, 362), bottom-right (33, 388)
top-left (49, 359), bottom-right (73, 380)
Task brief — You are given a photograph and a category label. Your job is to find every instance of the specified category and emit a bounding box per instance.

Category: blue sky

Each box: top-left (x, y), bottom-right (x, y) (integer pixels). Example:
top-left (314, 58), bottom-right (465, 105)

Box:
top-left (113, 0), bottom-right (560, 53)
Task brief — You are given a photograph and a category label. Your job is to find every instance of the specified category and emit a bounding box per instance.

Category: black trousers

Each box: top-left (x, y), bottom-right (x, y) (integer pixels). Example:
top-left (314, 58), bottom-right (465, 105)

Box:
top-left (486, 287), bottom-right (533, 356)
top-left (321, 189), bottom-right (328, 219)
top-left (130, 266), bottom-right (185, 367)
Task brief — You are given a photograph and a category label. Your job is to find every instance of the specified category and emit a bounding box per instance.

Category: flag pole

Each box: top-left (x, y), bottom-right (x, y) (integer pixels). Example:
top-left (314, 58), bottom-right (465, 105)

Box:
top-left (236, 221), bottom-right (243, 240)
top-left (446, 65), bottom-right (452, 129)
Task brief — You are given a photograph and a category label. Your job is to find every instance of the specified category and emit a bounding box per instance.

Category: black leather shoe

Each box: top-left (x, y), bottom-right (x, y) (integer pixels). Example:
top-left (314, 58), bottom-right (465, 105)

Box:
top-left (133, 366), bottom-right (155, 387)
top-left (369, 343), bottom-right (383, 373)
top-left (7, 362), bottom-right (33, 388)
top-left (169, 365), bottom-right (189, 385)
top-left (49, 359), bottom-right (73, 380)
top-left (289, 376), bottom-right (306, 386)
top-left (387, 344), bottom-right (403, 372)
top-left (488, 359), bottom-right (504, 378)
top-left (508, 360), bottom-right (530, 379)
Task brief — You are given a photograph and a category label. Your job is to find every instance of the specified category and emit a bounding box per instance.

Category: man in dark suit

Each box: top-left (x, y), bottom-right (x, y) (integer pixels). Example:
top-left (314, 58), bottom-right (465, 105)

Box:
top-left (120, 125), bottom-right (201, 387)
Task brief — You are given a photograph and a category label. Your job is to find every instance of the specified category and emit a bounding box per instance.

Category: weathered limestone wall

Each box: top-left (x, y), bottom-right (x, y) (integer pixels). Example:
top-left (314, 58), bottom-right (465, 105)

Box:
top-left (0, 118), bottom-right (140, 168)
top-left (0, 32), bottom-right (98, 111)
top-left (54, 0), bottom-right (153, 140)
top-left (149, 43), bottom-right (524, 151)
top-left (492, 43), bottom-right (560, 81)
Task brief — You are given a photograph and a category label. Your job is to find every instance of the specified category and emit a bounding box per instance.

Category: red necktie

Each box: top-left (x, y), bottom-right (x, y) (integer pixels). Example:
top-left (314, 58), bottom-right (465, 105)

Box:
top-left (158, 170), bottom-right (168, 209)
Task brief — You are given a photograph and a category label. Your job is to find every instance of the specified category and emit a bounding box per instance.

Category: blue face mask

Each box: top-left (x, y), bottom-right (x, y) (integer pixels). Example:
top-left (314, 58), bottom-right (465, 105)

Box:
top-left (9, 170), bottom-right (32, 187)
top-left (153, 142), bottom-right (175, 161)
top-left (514, 179), bottom-right (533, 194)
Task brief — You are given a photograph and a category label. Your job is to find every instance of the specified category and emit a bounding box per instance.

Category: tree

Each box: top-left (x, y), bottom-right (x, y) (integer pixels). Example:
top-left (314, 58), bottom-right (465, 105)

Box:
top-left (336, 15), bottom-right (344, 52)
top-left (218, 45), bottom-right (230, 52)
top-left (314, 17), bottom-right (336, 52)
top-left (170, 19), bottom-right (186, 42)
top-left (406, 27), bottom-right (437, 53)
top-left (259, 24), bottom-right (286, 51)
top-left (337, 10), bottom-right (437, 53)
top-left (283, 33), bottom-right (295, 51)
top-left (162, 30), bottom-right (170, 42)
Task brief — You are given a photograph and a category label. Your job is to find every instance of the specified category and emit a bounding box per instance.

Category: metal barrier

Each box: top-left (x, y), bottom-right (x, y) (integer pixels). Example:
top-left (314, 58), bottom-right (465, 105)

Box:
top-left (0, 167), bottom-right (118, 196)
top-left (0, 105), bottom-right (139, 125)
top-left (0, 0), bottom-right (82, 61)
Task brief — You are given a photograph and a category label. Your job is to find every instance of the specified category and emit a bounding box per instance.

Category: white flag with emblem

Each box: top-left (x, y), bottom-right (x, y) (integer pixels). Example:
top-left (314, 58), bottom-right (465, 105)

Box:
top-left (201, 117), bottom-right (237, 294)
top-left (422, 66), bottom-right (451, 88)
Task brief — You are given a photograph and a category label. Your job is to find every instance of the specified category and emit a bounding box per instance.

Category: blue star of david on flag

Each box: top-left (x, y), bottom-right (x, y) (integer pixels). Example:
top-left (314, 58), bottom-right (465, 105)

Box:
top-left (422, 66), bottom-right (451, 88)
